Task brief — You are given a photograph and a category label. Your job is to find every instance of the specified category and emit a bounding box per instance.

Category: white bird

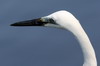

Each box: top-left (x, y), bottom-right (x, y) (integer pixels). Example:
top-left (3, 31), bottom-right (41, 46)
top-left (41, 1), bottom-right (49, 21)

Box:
top-left (11, 10), bottom-right (97, 66)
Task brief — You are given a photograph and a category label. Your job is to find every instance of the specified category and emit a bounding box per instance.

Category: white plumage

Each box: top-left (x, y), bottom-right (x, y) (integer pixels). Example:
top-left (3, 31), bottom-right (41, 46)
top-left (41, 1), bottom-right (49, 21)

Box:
top-left (11, 10), bottom-right (97, 66)
top-left (45, 10), bottom-right (97, 66)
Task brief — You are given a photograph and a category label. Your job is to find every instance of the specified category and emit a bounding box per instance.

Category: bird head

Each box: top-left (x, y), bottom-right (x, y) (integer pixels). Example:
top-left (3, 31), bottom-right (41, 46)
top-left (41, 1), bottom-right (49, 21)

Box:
top-left (10, 17), bottom-right (62, 29)
top-left (10, 10), bottom-right (79, 30)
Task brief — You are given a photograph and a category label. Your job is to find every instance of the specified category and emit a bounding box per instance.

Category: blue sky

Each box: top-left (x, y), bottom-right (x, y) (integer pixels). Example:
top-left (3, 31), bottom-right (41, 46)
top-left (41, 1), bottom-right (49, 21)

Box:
top-left (0, 0), bottom-right (100, 66)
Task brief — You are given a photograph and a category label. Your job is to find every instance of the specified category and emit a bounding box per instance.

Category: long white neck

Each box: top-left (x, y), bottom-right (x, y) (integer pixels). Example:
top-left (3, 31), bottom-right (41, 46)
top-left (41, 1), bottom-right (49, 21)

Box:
top-left (66, 21), bottom-right (97, 66)
top-left (46, 10), bottom-right (97, 66)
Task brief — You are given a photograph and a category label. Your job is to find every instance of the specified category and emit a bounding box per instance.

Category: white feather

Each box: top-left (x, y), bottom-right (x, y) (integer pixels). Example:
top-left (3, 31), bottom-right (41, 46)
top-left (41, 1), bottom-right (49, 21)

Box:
top-left (44, 10), bottom-right (97, 66)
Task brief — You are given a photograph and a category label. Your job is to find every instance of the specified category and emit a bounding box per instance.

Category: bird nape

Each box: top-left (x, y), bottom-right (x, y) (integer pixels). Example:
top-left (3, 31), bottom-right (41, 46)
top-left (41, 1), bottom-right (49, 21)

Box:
top-left (10, 10), bottom-right (97, 66)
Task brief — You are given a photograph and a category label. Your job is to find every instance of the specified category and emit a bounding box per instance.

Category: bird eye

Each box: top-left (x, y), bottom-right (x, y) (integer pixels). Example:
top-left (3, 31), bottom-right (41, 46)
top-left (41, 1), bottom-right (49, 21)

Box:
top-left (49, 18), bottom-right (57, 24)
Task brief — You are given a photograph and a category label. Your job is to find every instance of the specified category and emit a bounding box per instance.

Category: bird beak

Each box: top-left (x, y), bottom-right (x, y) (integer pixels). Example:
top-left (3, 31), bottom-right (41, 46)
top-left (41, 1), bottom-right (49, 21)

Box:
top-left (10, 18), bottom-right (48, 26)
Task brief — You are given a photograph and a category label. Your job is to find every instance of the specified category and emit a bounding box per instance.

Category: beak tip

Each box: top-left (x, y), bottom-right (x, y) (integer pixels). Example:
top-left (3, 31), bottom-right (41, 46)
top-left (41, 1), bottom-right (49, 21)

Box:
top-left (10, 23), bottom-right (16, 26)
top-left (10, 23), bottom-right (21, 26)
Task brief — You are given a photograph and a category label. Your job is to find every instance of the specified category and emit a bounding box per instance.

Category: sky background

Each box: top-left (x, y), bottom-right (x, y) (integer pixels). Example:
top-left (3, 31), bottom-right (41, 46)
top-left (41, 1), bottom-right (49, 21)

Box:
top-left (0, 0), bottom-right (100, 66)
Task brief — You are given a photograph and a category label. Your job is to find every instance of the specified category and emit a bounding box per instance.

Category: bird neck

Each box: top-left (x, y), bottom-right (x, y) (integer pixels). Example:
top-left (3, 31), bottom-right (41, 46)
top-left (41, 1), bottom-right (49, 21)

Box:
top-left (66, 22), bottom-right (97, 66)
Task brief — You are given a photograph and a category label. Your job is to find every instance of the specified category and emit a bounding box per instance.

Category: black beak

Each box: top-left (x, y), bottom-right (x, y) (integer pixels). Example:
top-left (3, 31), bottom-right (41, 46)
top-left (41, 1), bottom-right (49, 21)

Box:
top-left (10, 18), bottom-right (48, 26)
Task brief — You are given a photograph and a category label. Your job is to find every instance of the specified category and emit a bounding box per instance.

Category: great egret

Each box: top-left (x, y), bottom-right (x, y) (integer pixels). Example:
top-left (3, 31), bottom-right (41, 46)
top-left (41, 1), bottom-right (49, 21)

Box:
top-left (11, 10), bottom-right (97, 66)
